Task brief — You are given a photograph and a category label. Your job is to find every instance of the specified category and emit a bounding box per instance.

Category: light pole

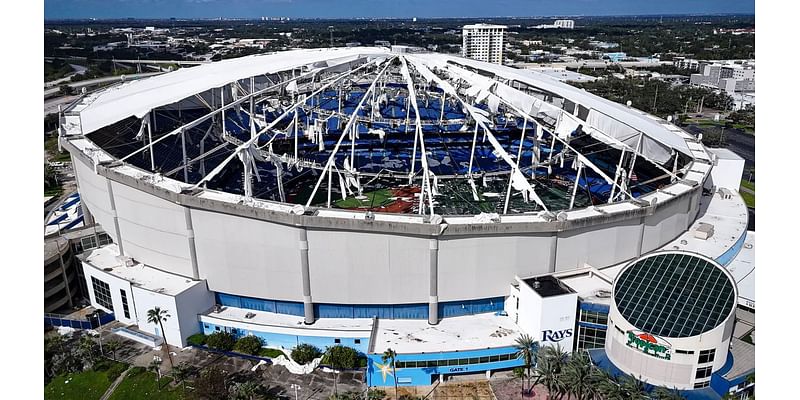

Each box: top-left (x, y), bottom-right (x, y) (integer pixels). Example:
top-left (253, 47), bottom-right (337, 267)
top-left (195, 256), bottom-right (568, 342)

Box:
top-left (290, 383), bottom-right (300, 400)
top-left (95, 312), bottom-right (103, 355)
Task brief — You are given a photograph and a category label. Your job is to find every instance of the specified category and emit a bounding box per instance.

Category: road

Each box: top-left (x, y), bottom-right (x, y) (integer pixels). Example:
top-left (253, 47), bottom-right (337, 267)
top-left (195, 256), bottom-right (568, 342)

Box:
top-left (43, 71), bottom-right (164, 98)
top-left (44, 95), bottom-right (80, 117)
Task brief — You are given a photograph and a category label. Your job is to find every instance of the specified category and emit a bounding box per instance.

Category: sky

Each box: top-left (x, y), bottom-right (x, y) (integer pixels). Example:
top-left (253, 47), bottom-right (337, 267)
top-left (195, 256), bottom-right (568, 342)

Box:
top-left (45, 0), bottom-right (755, 20)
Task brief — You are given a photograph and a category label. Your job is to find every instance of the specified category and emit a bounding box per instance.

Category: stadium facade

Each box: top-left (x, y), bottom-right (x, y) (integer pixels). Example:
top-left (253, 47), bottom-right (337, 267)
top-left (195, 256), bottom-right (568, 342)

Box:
top-left (58, 47), bottom-right (753, 397)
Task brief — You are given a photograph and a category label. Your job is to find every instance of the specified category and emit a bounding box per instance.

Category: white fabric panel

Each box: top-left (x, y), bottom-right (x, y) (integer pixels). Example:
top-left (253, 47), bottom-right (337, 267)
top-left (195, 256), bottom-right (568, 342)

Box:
top-left (494, 82), bottom-right (535, 114)
top-left (587, 109), bottom-right (671, 164)
top-left (555, 112), bottom-right (581, 139)
top-left (439, 55), bottom-right (692, 157)
top-left (77, 47), bottom-right (386, 134)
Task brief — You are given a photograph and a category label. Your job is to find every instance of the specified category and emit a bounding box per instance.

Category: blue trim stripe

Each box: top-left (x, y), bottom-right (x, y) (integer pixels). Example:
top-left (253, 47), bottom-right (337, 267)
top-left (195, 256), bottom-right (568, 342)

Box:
top-left (577, 321), bottom-right (608, 330)
top-left (579, 302), bottom-right (610, 313)
top-left (216, 293), bottom-right (505, 320)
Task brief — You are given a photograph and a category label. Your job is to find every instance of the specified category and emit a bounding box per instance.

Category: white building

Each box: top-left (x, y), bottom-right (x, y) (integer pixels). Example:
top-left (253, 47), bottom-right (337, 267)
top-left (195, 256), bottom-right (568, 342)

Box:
top-left (554, 20), bottom-right (575, 29)
top-left (462, 24), bottom-right (507, 64)
top-left (689, 60), bottom-right (755, 94)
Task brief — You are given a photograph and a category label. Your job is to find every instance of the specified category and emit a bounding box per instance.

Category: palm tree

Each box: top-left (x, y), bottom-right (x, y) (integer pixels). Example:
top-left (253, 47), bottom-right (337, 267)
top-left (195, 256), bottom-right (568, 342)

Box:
top-left (562, 351), bottom-right (596, 400)
top-left (595, 371), bottom-right (626, 400)
top-left (381, 348), bottom-right (398, 400)
top-left (147, 307), bottom-right (174, 369)
top-left (652, 385), bottom-right (685, 400)
top-left (531, 345), bottom-right (567, 400)
top-left (104, 340), bottom-right (122, 361)
top-left (514, 334), bottom-right (539, 396)
top-left (172, 362), bottom-right (192, 390)
top-left (620, 374), bottom-right (648, 400)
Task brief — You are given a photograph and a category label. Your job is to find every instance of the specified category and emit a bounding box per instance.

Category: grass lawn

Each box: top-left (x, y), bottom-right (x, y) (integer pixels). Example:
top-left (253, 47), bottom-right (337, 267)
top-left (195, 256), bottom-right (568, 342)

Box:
top-left (258, 347), bottom-right (286, 358)
top-left (740, 179), bottom-right (755, 192)
top-left (740, 190), bottom-right (755, 208)
top-left (45, 361), bottom-right (127, 400)
top-left (45, 135), bottom-right (72, 163)
top-left (108, 367), bottom-right (184, 400)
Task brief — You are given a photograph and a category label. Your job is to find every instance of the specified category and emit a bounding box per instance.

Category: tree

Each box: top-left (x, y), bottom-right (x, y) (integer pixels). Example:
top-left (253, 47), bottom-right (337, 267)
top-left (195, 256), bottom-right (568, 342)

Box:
top-left (233, 335), bottom-right (264, 355)
top-left (194, 366), bottom-right (228, 400)
top-left (512, 367), bottom-right (526, 399)
top-left (562, 351), bottom-right (598, 400)
top-left (148, 359), bottom-right (163, 392)
top-left (172, 362), bottom-right (192, 390)
top-left (652, 385), bottom-right (686, 400)
top-left (514, 333), bottom-right (539, 396)
top-left (326, 345), bottom-right (359, 396)
top-left (104, 340), bottom-right (122, 361)
top-left (206, 331), bottom-right (236, 351)
top-left (619, 374), bottom-right (649, 400)
top-left (531, 344), bottom-right (567, 400)
top-left (381, 348), bottom-right (398, 400)
top-left (229, 381), bottom-right (261, 400)
top-left (292, 343), bottom-right (323, 364)
top-left (147, 307), bottom-right (174, 369)
top-left (76, 334), bottom-right (99, 370)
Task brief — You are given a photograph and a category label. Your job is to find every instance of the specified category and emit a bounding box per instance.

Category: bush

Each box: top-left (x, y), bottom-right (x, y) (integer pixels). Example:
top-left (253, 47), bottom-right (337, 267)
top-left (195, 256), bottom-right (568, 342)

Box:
top-left (106, 362), bottom-right (128, 382)
top-left (205, 331), bottom-right (236, 351)
top-left (325, 345), bottom-right (359, 370)
top-left (187, 333), bottom-right (206, 346)
top-left (233, 335), bottom-right (264, 355)
top-left (292, 344), bottom-right (322, 365)
top-left (259, 348), bottom-right (285, 358)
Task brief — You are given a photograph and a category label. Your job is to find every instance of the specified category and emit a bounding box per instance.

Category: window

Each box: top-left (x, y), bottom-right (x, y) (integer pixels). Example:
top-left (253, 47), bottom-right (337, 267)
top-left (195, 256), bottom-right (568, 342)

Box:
top-left (675, 349), bottom-right (695, 355)
top-left (354, 339), bottom-right (361, 344)
top-left (577, 326), bottom-right (607, 350)
top-left (120, 289), bottom-right (131, 319)
top-left (579, 309), bottom-right (609, 325)
top-left (694, 381), bottom-right (710, 389)
top-left (698, 349), bottom-right (716, 364)
top-left (696, 366), bottom-right (713, 379)
top-left (334, 339), bottom-right (341, 344)
top-left (91, 277), bottom-right (113, 310)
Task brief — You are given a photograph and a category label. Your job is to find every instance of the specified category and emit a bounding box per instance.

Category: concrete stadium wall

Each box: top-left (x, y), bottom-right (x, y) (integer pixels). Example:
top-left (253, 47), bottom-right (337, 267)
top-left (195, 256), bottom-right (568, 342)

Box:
top-left (68, 139), bottom-right (707, 308)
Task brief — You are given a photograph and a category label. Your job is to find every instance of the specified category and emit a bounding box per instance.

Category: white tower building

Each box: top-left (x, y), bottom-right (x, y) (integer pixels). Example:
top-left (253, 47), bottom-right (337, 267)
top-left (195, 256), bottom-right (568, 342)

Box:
top-left (462, 24), bottom-right (507, 64)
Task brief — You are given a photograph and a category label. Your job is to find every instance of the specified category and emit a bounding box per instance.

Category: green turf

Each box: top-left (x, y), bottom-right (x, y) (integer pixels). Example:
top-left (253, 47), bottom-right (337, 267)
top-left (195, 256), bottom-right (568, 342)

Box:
top-left (740, 190), bottom-right (755, 208)
top-left (45, 369), bottom-right (116, 400)
top-left (740, 179), bottom-right (755, 192)
top-left (334, 188), bottom-right (394, 209)
top-left (108, 367), bottom-right (183, 400)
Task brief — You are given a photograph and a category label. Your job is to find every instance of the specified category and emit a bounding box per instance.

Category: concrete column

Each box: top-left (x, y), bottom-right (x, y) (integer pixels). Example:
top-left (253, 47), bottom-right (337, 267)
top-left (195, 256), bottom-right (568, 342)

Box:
top-left (428, 238), bottom-right (439, 325)
top-left (106, 180), bottom-right (124, 255)
top-left (299, 228), bottom-right (315, 324)
top-left (636, 216), bottom-right (646, 257)
top-left (183, 208), bottom-right (200, 280)
top-left (548, 233), bottom-right (558, 273)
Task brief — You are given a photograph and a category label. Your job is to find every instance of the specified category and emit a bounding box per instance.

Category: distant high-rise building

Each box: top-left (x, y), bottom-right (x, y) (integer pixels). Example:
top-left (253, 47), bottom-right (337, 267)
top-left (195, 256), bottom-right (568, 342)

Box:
top-left (462, 24), bottom-right (507, 64)
top-left (554, 20), bottom-right (575, 29)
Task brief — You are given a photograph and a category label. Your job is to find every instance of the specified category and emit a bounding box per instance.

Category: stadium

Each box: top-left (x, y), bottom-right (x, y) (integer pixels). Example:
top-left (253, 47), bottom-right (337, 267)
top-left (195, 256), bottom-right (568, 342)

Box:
top-left (59, 47), bottom-right (752, 395)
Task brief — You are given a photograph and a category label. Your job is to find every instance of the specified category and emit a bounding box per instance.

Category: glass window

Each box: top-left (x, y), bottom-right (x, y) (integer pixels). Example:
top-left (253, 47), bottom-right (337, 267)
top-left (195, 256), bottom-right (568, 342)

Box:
top-left (91, 277), bottom-right (113, 310)
top-left (694, 381), bottom-right (710, 389)
top-left (437, 360), bottom-right (448, 367)
top-left (426, 361), bottom-right (437, 368)
top-left (489, 355), bottom-right (499, 362)
top-left (577, 326), bottom-right (607, 350)
top-left (699, 349), bottom-right (716, 364)
top-left (458, 358), bottom-right (469, 366)
top-left (119, 289), bottom-right (130, 319)
top-left (696, 366), bottom-right (713, 379)
top-left (468, 358), bottom-right (479, 364)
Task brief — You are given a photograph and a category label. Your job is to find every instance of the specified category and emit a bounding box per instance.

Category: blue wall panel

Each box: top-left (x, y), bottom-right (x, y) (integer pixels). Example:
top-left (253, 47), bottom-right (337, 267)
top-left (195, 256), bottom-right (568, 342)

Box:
top-left (215, 292), bottom-right (506, 320)
top-left (201, 321), bottom-right (369, 354)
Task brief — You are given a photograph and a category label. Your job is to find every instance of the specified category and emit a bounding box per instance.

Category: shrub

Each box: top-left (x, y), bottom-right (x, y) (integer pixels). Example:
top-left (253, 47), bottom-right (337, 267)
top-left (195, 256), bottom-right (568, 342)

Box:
top-left (205, 331), bottom-right (236, 351)
top-left (325, 345), bottom-right (359, 370)
top-left (106, 362), bottom-right (129, 382)
top-left (292, 344), bottom-right (322, 365)
top-left (233, 335), bottom-right (264, 355)
top-left (258, 348), bottom-right (285, 358)
top-left (187, 333), bottom-right (207, 346)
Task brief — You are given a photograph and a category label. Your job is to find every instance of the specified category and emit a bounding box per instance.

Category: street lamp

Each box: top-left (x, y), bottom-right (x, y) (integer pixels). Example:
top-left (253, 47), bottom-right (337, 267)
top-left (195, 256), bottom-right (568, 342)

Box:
top-left (290, 383), bottom-right (300, 400)
top-left (94, 312), bottom-right (103, 355)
